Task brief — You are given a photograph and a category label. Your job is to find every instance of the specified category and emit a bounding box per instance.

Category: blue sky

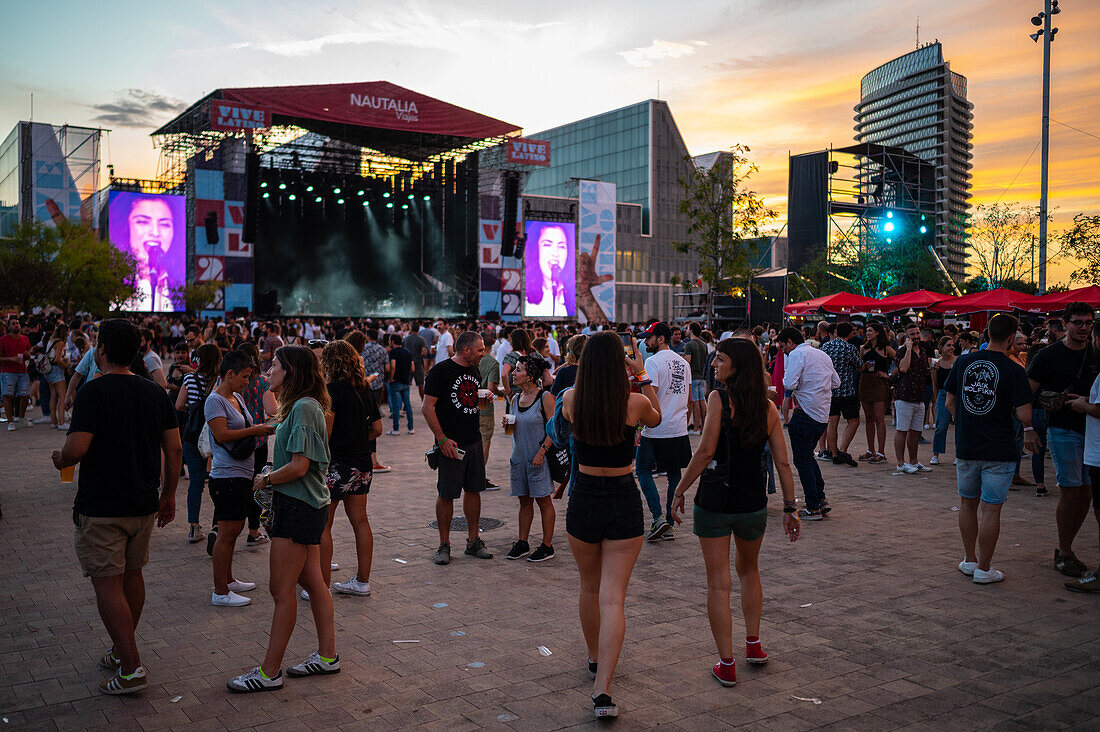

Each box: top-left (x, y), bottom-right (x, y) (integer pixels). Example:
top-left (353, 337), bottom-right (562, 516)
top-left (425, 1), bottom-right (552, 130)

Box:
top-left (3, 0), bottom-right (1098, 281)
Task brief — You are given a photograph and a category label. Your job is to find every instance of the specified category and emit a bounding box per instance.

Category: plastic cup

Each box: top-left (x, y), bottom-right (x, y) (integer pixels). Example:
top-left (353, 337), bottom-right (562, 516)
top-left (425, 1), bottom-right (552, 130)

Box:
top-left (504, 414), bottom-right (516, 436)
top-left (478, 389), bottom-right (491, 409)
top-left (60, 464), bottom-right (75, 483)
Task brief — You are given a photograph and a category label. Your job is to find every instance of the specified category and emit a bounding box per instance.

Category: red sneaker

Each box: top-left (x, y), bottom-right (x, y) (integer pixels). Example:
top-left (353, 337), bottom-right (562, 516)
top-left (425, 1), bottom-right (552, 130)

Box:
top-left (746, 639), bottom-right (768, 665)
top-left (712, 661), bottom-right (737, 687)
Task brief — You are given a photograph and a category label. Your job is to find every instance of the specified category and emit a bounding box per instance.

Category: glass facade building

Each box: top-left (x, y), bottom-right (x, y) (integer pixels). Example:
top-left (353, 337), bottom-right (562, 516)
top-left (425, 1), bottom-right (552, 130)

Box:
top-left (854, 43), bottom-right (973, 281)
top-left (490, 100), bottom-right (700, 321)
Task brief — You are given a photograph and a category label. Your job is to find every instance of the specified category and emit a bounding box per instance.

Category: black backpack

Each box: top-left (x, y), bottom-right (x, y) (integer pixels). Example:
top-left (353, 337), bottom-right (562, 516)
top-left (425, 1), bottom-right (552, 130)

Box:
top-left (182, 375), bottom-right (209, 445)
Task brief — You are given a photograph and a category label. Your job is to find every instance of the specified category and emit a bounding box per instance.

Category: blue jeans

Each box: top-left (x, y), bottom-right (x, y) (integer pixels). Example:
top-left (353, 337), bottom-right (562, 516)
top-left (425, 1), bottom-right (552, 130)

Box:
top-left (932, 389), bottom-right (952, 455)
top-left (388, 383), bottom-right (413, 430)
top-left (182, 442), bottom-right (208, 525)
top-left (636, 437), bottom-right (682, 522)
top-left (1031, 408), bottom-right (1047, 485)
top-left (788, 410), bottom-right (827, 510)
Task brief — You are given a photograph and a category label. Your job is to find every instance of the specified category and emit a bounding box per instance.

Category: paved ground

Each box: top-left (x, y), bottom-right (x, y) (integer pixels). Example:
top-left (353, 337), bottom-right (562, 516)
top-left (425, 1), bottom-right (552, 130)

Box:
top-left (1, 393), bottom-right (1098, 731)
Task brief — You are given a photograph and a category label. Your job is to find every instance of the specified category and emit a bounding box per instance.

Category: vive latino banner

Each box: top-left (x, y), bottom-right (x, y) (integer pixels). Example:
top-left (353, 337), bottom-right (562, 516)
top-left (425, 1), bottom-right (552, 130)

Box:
top-left (577, 181), bottom-right (616, 324)
top-left (210, 101), bottom-right (271, 132)
top-left (506, 138), bottom-right (551, 167)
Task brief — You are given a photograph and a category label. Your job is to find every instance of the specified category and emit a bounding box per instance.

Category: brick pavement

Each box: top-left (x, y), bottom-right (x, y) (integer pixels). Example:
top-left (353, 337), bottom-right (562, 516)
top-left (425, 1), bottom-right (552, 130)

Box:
top-left (1, 394), bottom-right (1098, 731)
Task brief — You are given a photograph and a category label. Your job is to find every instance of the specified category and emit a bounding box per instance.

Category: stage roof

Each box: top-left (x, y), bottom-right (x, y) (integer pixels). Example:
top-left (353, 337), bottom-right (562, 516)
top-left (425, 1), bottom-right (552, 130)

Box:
top-left (154, 81), bottom-right (521, 161)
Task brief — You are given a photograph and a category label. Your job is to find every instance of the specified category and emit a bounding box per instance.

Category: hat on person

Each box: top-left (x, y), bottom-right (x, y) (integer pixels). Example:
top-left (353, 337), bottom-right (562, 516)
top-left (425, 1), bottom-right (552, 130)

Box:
top-left (641, 321), bottom-right (673, 341)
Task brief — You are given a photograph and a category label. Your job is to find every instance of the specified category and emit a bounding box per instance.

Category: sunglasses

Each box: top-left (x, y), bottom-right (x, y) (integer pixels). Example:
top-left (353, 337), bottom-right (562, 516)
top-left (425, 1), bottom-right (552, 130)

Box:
top-left (308, 339), bottom-right (329, 348)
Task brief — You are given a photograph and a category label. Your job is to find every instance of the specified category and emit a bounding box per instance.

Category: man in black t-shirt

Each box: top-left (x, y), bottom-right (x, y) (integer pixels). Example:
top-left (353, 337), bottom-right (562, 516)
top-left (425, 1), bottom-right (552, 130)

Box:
top-left (422, 330), bottom-right (492, 565)
top-left (385, 335), bottom-right (415, 435)
top-left (51, 319), bottom-right (182, 695)
top-left (1026, 302), bottom-right (1098, 577)
top-left (946, 313), bottom-right (1038, 585)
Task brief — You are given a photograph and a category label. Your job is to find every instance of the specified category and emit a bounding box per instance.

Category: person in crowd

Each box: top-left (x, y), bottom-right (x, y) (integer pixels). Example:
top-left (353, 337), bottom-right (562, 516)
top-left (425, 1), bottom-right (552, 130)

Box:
top-left (44, 323), bottom-right (71, 429)
top-left (403, 325), bottom-right (429, 400)
top-left (1066, 356), bottom-right (1100, 592)
top-left (385, 334), bottom-right (415, 435)
top-left (957, 331), bottom-right (978, 355)
top-left (683, 323), bottom-right (709, 434)
top-left (779, 327), bottom-right (839, 520)
top-left (551, 334), bottom-right (586, 396)
top-left (931, 336), bottom-right (958, 465)
top-left (51, 318), bottom-right (182, 695)
top-left (504, 355), bottom-right (558, 563)
top-left (1027, 302), bottom-right (1098, 578)
top-left (260, 323), bottom-right (284, 372)
top-left (422, 331), bottom-right (493, 564)
top-left (562, 331), bottom-right (661, 719)
top-left (166, 342), bottom-right (191, 406)
top-left (635, 322), bottom-right (692, 542)
top-left (478, 331), bottom-right (503, 490)
top-left (1, 315), bottom-right (32, 430)
top-left (206, 351), bottom-right (276, 607)
top-left (433, 320), bottom-right (454, 367)
top-left (671, 338), bottom-right (801, 687)
top-left (319, 340), bottom-right (383, 598)
top-left (532, 323), bottom-right (561, 371)
top-left (821, 322), bottom-right (862, 466)
top-left (892, 322), bottom-right (933, 475)
top-left (501, 328), bottom-right (534, 405)
top-left (228, 345), bottom-right (335, 692)
top-left (946, 313), bottom-right (1038, 585)
top-left (175, 343), bottom-right (221, 546)
top-left (234, 342), bottom-right (276, 547)
top-left (858, 322), bottom-right (894, 464)
top-left (139, 329), bottom-right (167, 391)
top-left (1009, 332), bottom-right (1035, 487)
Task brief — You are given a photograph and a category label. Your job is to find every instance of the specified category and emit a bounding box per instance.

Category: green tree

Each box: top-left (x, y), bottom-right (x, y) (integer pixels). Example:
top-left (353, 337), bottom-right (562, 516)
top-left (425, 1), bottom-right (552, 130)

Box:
top-left (169, 281), bottom-right (226, 315)
top-left (52, 220), bottom-right (138, 315)
top-left (1060, 213), bottom-right (1100, 284)
top-left (802, 233), bottom-right (946, 300)
top-left (0, 220), bottom-right (62, 312)
top-left (966, 202), bottom-right (1050, 289)
top-left (670, 145), bottom-right (776, 325)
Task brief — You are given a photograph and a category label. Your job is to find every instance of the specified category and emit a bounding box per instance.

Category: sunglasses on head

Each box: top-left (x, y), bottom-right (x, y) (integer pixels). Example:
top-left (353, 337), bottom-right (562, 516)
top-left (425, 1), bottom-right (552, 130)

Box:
top-left (308, 339), bottom-right (329, 348)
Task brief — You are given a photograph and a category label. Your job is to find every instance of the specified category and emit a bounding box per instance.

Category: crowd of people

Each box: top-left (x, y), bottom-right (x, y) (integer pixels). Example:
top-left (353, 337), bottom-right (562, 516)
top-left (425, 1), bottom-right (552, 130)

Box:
top-left (2, 301), bottom-right (1096, 720)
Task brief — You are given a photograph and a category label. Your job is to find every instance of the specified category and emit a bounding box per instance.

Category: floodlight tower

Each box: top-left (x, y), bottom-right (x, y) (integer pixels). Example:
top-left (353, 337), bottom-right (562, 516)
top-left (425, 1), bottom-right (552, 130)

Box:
top-left (1030, 0), bottom-right (1060, 294)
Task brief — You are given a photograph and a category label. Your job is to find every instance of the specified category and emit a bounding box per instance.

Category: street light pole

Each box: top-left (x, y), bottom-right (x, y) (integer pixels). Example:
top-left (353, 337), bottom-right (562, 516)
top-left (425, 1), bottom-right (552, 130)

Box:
top-left (1031, 0), bottom-right (1060, 294)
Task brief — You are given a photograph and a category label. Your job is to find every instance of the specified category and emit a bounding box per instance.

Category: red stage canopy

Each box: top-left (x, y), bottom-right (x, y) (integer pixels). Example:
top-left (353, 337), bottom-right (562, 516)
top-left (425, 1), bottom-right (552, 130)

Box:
top-left (218, 81), bottom-right (519, 140)
top-left (784, 292), bottom-right (879, 315)
top-left (872, 289), bottom-right (952, 312)
top-left (1013, 285), bottom-right (1100, 313)
top-left (930, 288), bottom-right (1028, 315)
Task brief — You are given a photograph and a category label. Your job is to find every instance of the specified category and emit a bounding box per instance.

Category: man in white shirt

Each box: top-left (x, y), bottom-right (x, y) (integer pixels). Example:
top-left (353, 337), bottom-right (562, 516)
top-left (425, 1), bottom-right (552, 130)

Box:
top-left (495, 326), bottom-right (513, 368)
top-left (434, 321), bottom-right (455, 367)
top-left (635, 322), bottom-right (692, 541)
top-left (780, 327), bottom-right (840, 521)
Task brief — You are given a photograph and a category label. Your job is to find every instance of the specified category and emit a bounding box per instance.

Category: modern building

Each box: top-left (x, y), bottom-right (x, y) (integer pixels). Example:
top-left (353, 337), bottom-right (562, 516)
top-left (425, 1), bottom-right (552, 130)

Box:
top-left (0, 122), bottom-right (103, 237)
top-left (483, 99), bottom-right (705, 322)
top-left (854, 42), bottom-right (973, 281)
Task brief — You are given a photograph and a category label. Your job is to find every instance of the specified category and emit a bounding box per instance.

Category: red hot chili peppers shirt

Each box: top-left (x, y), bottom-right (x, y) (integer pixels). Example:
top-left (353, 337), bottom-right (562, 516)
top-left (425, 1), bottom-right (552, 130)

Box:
top-left (424, 358), bottom-right (482, 445)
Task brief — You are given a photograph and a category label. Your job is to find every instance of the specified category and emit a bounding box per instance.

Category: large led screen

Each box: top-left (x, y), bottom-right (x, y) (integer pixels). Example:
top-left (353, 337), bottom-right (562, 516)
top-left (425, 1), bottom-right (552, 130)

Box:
top-left (524, 220), bottom-right (575, 318)
top-left (108, 192), bottom-right (185, 312)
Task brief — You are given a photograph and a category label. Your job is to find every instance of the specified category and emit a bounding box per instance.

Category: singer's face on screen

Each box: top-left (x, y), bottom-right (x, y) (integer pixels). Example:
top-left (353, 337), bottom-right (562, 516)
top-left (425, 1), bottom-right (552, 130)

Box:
top-left (537, 226), bottom-right (568, 280)
top-left (128, 198), bottom-right (174, 266)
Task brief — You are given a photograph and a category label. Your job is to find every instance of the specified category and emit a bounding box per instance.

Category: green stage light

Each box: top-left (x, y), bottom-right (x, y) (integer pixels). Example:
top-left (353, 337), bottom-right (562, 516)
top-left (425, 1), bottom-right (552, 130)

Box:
top-left (337, 198), bottom-right (344, 204)
top-left (315, 196), bottom-right (322, 203)
top-left (884, 222), bottom-right (895, 232)
top-left (278, 183), bottom-right (286, 190)
top-left (386, 202), bottom-right (393, 208)
top-left (357, 190), bottom-right (364, 196)
top-left (423, 195), bottom-right (431, 201)
top-left (402, 204), bottom-right (409, 210)
top-left (407, 194), bottom-right (415, 200)
top-left (334, 188), bottom-right (341, 194)
top-left (383, 192), bottom-right (390, 198)
top-left (288, 194), bottom-right (296, 201)
top-left (262, 192), bottom-right (269, 198)
top-left (260, 182), bottom-right (268, 188)
top-left (306, 185), bottom-right (313, 192)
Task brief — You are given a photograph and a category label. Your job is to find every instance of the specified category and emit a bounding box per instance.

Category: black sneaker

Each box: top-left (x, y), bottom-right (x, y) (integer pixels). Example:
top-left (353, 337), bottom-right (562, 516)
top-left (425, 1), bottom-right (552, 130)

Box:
top-left (1036, 485), bottom-right (1049, 497)
top-left (465, 537), bottom-right (493, 559)
top-left (819, 499), bottom-right (832, 515)
top-left (815, 450), bottom-right (833, 462)
top-left (588, 659), bottom-right (598, 679)
top-left (527, 544), bottom-right (555, 562)
top-left (834, 452), bottom-right (858, 467)
top-left (506, 539), bottom-right (531, 560)
top-left (1055, 549), bottom-right (1087, 578)
top-left (206, 527), bottom-right (219, 556)
top-left (592, 693), bottom-right (618, 719)
top-left (484, 479), bottom-right (501, 492)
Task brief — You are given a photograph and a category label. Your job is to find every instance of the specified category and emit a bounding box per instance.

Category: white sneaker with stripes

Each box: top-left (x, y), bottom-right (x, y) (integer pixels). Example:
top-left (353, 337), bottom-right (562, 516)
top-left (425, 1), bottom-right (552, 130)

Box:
top-left (227, 666), bottom-right (283, 693)
top-left (287, 651), bottom-right (341, 677)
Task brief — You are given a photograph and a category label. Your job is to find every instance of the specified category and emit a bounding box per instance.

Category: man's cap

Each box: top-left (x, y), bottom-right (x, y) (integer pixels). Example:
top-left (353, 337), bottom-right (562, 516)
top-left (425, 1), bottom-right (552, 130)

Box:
top-left (641, 321), bottom-right (673, 341)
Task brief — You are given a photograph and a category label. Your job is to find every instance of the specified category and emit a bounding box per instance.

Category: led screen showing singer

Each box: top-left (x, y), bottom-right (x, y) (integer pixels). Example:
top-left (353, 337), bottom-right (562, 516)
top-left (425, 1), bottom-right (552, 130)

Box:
top-left (524, 220), bottom-right (575, 318)
top-left (108, 192), bottom-right (186, 312)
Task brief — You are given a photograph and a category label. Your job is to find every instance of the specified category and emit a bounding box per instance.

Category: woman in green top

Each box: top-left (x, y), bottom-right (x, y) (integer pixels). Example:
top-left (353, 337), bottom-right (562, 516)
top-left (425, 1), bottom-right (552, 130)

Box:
top-left (228, 345), bottom-right (337, 693)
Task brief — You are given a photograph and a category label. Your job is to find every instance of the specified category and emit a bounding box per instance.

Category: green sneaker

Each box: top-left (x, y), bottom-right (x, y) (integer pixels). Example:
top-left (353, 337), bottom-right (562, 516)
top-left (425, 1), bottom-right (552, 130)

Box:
top-left (464, 537), bottom-right (493, 559)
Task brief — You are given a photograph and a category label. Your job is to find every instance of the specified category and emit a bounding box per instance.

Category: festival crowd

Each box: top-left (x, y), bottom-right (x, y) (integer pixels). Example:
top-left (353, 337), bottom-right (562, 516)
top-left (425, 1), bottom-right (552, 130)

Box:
top-left (1, 302), bottom-right (1096, 719)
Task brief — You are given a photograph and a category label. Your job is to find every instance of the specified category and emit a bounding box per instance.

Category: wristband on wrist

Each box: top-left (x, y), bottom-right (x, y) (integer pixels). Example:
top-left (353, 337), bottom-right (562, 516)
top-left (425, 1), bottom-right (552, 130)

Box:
top-left (634, 370), bottom-right (649, 381)
top-left (1023, 426), bottom-right (1035, 432)
top-left (435, 437), bottom-right (449, 447)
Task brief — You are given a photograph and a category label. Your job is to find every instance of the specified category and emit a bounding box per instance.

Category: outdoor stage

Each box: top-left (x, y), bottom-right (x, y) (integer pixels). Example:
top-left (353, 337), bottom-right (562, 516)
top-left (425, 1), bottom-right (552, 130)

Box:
top-left (153, 82), bottom-right (520, 316)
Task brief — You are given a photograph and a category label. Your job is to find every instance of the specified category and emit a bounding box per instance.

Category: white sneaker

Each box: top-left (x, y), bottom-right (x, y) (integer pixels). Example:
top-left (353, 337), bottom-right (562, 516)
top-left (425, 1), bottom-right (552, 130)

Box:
top-left (34, 416), bottom-right (51, 425)
top-left (227, 579), bottom-right (256, 592)
top-left (958, 559), bottom-right (977, 576)
top-left (57, 422), bottom-right (70, 430)
top-left (25, 417), bottom-right (34, 427)
top-left (330, 561), bottom-right (339, 571)
top-left (6, 423), bottom-right (15, 432)
top-left (929, 455), bottom-right (940, 465)
top-left (212, 591), bottom-right (251, 607)
top-left (913, 462), bottom-right (932, 473)
top-left (333, 577), bottom-right (371, 596)
top-left (287, 651), bottom-right (341, 677)
top-left (892, 463), bottom-right (918, 475)
top-left (407, 429), bottom-right (415, 435)
top-left (973, 567), bottom-right (1004, 584)
top-left (385, 429), bottom-right (400, 436)
top-left (300, 589), bottom-right (310, 601)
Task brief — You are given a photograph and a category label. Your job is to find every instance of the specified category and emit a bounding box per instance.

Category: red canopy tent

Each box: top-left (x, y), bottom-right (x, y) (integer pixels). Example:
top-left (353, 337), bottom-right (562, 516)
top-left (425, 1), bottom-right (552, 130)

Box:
top-left (1013, 285), bottom-right (1100, 314)
top-left (930, 288), bottom-right (1029, 315)
top-left (872, 289), bottom-right (953, 312)
top-left (783, 292), bottom-right (879, 315)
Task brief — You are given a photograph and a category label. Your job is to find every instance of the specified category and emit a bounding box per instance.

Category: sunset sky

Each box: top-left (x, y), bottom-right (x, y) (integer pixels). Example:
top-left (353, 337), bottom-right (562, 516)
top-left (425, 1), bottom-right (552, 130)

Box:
top-left (3, 0), bottom-right (1097, 284)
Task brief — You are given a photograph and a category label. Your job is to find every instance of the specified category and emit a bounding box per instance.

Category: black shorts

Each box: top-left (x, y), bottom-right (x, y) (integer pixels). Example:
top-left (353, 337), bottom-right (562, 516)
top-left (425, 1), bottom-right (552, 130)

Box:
top-left (566, 473), bottom-right (644, 544)
top-left (437, 441), bottom-right (486, 500)
top-left (829, 394), bottom-right (860, 420)
top-left (269, 491), bottom-right (327, 545)
top-left (209, 477), bottom-right (253, 523)
top-left (1090, 467), bottom-right (1100, 511)
top-left (370, 388), bottom-right (387, 409)
top-left (412, 363), bottom-right (425, 387)
top-left (326, 459), bottom-right (372, 500)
